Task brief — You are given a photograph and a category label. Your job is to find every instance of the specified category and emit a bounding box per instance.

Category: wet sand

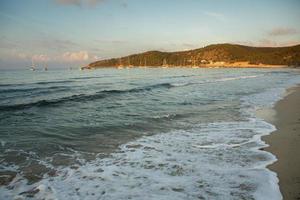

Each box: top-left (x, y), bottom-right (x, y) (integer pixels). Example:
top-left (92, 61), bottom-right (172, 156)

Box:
top-left (262, 85), bottom-right (300, 200)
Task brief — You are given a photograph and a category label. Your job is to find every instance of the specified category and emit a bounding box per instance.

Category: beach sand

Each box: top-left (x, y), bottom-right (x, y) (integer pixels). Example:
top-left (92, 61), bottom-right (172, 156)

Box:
top-left (261, 85), bottom-right (300, 200)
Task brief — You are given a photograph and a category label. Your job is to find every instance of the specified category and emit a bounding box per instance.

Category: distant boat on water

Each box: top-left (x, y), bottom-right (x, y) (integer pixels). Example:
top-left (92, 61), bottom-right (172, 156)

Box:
top-left (44, 63), bottom-right (48, 71)
top-left (29, 60), bottom-right (36, 71)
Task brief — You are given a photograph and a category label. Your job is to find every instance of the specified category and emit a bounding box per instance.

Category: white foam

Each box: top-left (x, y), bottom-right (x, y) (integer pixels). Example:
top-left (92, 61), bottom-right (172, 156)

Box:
top-left (170, 82), bottom-right (190, 87)
top-left (0, 118), bottom-right (282, 200)
top-left (169, 74), bottom-right (262, 88)
top-left (210, 75), bottom-right (263, 83)
top-left (0, 140), bottom-right (5, 147)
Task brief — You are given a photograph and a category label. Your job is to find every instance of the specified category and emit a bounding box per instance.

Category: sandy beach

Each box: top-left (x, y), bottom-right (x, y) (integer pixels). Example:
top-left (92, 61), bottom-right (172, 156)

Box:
top-left (262, 85), bottom-right (300, 200)
top-left (198, 61), bottom-right (289, 68)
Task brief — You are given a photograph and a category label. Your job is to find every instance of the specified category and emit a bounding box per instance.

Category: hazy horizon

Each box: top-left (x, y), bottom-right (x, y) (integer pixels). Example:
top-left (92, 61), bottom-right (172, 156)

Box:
top-left (1, 0), bottom-right (300, 68)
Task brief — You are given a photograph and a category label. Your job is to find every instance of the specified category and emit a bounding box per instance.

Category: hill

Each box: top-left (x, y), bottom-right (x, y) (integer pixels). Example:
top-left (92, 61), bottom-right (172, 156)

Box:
top-left (86, 43), bottom-right (300, 69)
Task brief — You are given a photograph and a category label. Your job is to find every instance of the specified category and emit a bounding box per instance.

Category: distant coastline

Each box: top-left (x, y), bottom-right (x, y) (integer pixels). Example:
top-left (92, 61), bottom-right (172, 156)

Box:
top-left (84, 43), bottom-right (300, 69)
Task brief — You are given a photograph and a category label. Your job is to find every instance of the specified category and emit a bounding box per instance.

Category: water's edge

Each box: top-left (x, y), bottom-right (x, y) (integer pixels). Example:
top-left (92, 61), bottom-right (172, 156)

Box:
top-left (256, 84), bottom-right (300, 198)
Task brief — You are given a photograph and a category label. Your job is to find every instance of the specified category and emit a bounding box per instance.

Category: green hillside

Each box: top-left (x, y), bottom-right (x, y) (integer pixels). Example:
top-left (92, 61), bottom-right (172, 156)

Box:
top-left (87, 43), bottom-right (300, 68)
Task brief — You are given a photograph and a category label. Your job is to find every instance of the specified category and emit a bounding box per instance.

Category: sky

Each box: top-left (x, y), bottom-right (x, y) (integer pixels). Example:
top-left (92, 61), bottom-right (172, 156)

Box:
top-left (0, 0), bottom-right (299, 68)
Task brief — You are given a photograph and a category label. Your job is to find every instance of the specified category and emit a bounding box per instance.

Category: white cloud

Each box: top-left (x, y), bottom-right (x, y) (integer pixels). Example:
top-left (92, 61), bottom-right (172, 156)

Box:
top-left (54, 0), bottom-right (128, 8)
top-left (62, 51), bottom-right (89, 62)
top-left (55, 0), bottom-right (105, 7)
top-left (203, 11), bottom-right (226, 22)
top-left (93, 55), bottom-right (101, 60)
top-left (32, 54), bottom-right (50, 62)
top-left (95, 39), bottom-right (127, 44)
top-left (17, 53), bottom-right (29, 59)
top-left (268, 28), bottom-right (298, 36)
top-left (234, 39), bottom-right (300, 47)
top-left (55, 0), bottom-right (81, 6)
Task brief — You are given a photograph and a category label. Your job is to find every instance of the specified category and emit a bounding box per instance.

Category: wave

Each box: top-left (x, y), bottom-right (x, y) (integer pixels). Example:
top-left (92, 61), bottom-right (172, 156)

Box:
top-left (0, 80), bottom-right (74, 88)
top-left (0, 95), bottom-right (83, 111)
top-left (0, 83), bottom-right (177, 111)
top-left (166, 75), bottom-right (262, 88)
top-left (71, 76), bottom-right (105, 80)
top-left (169, 82), bottom-right (190, 87)
top-left (0, 75), bottom-right (262, 111)
top-left (35, 80), bottom-right (74, 85)
top-left (181, 75), bottom-right (262, 86)
top-left (0, 86), bottom-right (70, 94)
top-left (207, 75), bottom-right (262, 83)
top-left (167, 74), bottom-right (199, 79)
top-left (98, 83), bottom-right (175, 95)
top-left (0, 83), bottom-right (23, 87)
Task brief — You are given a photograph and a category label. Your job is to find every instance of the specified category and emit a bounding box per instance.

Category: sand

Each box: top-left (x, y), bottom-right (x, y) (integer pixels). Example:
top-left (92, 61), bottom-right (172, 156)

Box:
top-left (86, 61), bottom-right (292, 70)
top-left (262, 85), bottom-right (300, 200)
top-left (201, 61), bottom-right (289, 68)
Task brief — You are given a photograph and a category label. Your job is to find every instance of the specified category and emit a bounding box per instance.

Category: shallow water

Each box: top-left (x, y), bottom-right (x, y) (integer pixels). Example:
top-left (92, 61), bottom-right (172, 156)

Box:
top-left (1, 68), bottom-right (300, 199)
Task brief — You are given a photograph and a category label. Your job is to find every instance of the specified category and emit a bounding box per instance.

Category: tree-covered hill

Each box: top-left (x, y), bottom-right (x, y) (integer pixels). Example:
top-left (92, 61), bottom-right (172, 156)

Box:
top-left (86, 43), bottom-right (300, 68)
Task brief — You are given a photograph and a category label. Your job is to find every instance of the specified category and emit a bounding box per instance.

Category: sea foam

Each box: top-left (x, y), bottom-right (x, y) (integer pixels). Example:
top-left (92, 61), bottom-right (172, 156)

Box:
top-left (1, 117), bottom-right (281, 200)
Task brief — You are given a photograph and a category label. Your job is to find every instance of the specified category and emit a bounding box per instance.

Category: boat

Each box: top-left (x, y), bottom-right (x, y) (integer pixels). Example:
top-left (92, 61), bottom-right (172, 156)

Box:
top-left (29, 60), bottom-right (36, 71)
top-left (44, 63), bottom-right (48, 71)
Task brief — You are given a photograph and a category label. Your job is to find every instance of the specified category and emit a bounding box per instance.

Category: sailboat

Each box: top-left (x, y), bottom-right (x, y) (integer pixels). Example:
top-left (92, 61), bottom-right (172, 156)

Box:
top-left (127, 57), bottom-right (133, 68)
top-left (29, 60), bottom-right (36, 71)
top-left (44, 63), bottom-right (48, 71)
top-left (162, 58), bottom-right (168, 68)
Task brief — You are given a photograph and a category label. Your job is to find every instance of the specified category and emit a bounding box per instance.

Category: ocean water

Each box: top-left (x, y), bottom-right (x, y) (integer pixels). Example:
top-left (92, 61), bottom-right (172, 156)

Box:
top-left (0, 68), bottom-right (300, 200)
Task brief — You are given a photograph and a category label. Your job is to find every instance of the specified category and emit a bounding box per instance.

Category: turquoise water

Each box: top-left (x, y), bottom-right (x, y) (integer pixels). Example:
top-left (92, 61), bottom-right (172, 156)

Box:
top-left (1, 68), bottom-right (300, 199)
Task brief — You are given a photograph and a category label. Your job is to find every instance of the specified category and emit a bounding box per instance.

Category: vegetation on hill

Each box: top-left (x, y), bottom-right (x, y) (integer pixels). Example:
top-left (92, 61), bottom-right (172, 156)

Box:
top-left (86, 43), bottom-right (300, 68)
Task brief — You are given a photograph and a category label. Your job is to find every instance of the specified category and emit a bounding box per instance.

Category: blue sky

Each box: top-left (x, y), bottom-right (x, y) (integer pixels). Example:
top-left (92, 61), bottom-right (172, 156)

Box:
top-left (0, 0), bottom-right (299, 68)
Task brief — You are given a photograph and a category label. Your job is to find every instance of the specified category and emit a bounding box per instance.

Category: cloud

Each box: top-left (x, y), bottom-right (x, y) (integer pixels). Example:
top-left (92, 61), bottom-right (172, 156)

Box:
top-left (203, 11), bottom-right (226, 22)
top-left (93, 55), bottom-right (101, 60)
top-left (54, 0), bottom-right (128, 8)
top-left (234, 39), bottom-right (300, 47)
top-left (95, 39), bottom-right (127, 43)
top-left (259, 39), bottom-right (299, 47)
top-left (17, 53), bottom-right (29, 59)
top-left (0, 36), bottom-right (19, 49)
top-left (121, 2), bottom-right (128, 8)
top-left (36, 38), bottom-right (78, 50)
top-left (257, 39), bottom-right (278, 47)
top-left (55, 0), bottom-right (105, 7)
top-left (181, 43), bottom-right (199, 48)
top-left (55, 0), bottom-right (81, 6)
top-left (62, 51), bottom-right (89, 62)
top-left (32, 54), bottom-right (50, 62)
top-left (268, 28), bottom-right (298, 36)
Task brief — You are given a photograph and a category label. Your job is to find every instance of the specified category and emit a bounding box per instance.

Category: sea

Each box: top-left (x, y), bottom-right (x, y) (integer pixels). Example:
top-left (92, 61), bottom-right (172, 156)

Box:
top-left (0, 67), bottom-right (300, 200)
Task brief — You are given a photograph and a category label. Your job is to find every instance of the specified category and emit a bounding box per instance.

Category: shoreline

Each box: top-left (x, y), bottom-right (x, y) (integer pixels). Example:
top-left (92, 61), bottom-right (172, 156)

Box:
top-left (260, 85), bottom-right (300, 200)
top-left (84, 65), bottom-right (295, 70)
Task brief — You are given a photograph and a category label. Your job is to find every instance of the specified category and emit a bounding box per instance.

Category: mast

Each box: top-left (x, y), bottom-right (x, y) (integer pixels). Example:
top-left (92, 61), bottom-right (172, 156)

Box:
top-left (193, 57), bottom-right (196, 67)
top-left (119, 58), bottom-right (122, 66)
top-left (30, 59), bottom-right (36, 71)
top-left (128, 57), bottom-right (131, 66)
top-left (44, 62), bottom-right (48, 71)
top-left (163, 58), bottom-right (167, 67)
